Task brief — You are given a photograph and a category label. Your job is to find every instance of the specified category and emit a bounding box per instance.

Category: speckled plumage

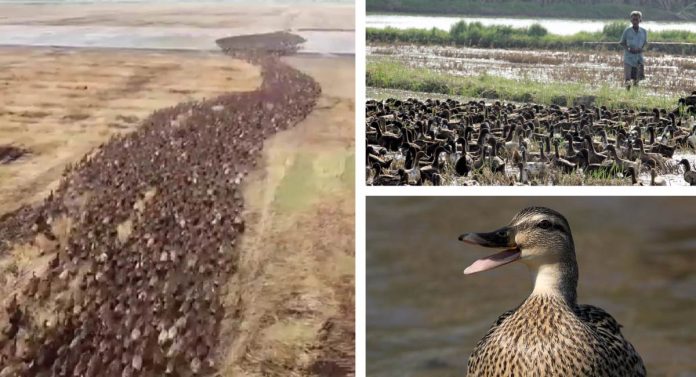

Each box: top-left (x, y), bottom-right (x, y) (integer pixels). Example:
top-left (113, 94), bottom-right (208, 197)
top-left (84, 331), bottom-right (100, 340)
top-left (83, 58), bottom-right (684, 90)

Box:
top-left (467, 296), bottom-right (645, 376)
top-left (462, 207), bottom-right (646, 377)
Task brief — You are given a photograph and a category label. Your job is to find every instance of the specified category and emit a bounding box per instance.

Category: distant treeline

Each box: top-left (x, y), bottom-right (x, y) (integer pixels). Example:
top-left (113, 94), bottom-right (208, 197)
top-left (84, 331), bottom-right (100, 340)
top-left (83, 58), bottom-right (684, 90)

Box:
top-left (367, 21), bottom-right (696, 55)
top-left (367, 0), bottom-right (696, 21)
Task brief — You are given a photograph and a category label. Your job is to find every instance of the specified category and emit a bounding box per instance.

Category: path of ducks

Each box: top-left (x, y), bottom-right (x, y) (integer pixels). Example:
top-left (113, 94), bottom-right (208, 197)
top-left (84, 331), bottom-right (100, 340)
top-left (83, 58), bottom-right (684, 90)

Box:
top-left (0, 33), bottom-right (320, 376)
top-left (366, 97), bottom-right (696, 186)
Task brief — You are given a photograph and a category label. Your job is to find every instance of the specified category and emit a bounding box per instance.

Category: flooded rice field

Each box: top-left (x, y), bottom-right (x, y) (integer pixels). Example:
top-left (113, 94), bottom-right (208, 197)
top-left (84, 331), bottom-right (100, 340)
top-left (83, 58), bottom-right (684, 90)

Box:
top-left (366, 97), bottom-right (696, 186)
top-left (367, 197), bottom-right (696, 376)
top-left (367, 14), bottom-right (696, 35)
top-left (368, 44), bottom-right (696, 95)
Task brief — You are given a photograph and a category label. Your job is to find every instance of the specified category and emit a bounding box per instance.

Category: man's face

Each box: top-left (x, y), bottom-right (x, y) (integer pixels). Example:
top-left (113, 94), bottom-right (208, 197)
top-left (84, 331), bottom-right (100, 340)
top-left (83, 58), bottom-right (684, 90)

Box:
top-left (631, 15), bottom-right (641, 26)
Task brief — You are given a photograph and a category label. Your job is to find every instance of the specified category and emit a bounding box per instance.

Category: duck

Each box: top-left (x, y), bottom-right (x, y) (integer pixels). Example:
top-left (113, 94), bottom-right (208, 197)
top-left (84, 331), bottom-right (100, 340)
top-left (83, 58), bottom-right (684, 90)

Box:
top-left (633, 139), bottom-right (667, 172)
top-left (579, 149), bottom-right (618, 178)
top-left (605, 144), bottom-right (640, 175)
top-left (365, 98), bottom-right (696, 186)
top-left (515, 162), bottom-right (529, 185)
top-left (583, 135), bottom-right (607, 164)
top-left (688, 125), bottom-right (696, 149)
top-left (678, 159), bottom-right (696, 186)
top-left (649, 167), bottom-right (666, 186)
top-left (520, 146), bottom-right (546, 179)
top-left (458, 207), bottom-right (646, 376)
top-left (370, 164), bottom-right (406, 186)
top-left (626, 166), bottom-right (643, 186)
top-left (551, 139), bottom-right (576, 174)
top-left (454, 137), bottom-right (473, 177)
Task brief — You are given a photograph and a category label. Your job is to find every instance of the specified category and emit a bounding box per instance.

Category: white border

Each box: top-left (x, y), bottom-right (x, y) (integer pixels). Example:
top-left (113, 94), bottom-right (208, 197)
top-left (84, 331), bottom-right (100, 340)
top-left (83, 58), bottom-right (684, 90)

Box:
top-left (355, 7), bottom-right (696, 377)
top-left (364, 186), bottom-right (695, 196)
top-left (355, 0), bottom-right (366, 375)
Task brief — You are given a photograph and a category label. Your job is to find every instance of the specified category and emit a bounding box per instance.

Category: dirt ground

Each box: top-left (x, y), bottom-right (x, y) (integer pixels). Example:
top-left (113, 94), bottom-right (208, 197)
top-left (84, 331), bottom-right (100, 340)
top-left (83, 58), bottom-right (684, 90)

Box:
top-left (0, 46), bottom-right (261, 214)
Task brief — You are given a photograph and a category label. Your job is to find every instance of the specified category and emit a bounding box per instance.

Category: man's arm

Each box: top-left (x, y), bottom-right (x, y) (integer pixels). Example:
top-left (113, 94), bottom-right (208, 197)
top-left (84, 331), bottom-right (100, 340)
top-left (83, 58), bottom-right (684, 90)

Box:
top-left (642, 29), bottom-right (647, 49)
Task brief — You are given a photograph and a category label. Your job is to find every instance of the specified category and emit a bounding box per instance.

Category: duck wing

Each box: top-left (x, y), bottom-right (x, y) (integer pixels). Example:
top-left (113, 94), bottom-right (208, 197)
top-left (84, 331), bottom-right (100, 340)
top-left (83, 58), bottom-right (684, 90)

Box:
top-left (575, 304), bottom-right (646, 376)
top-left (467, 308), bottom-right (516, 374)
top-left (575, 304), bottom-right (622, 333)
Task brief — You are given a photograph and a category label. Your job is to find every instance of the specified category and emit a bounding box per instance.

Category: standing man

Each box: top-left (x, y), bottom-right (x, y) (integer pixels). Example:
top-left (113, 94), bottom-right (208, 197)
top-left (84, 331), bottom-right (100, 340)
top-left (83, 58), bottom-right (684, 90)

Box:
top-left (620, 11), bottom-right (647, 90)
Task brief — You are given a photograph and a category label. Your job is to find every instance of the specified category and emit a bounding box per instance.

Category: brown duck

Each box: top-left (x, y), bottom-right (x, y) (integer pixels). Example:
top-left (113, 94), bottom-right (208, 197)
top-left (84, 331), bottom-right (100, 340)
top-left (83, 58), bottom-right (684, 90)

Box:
top-left (459, 207), bottom-right (645, 376)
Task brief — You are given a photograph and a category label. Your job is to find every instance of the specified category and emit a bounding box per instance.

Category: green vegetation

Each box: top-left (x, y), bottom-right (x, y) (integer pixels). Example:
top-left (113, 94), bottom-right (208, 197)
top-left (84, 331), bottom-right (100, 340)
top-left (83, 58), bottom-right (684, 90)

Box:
top-left (367, 21), bottom-right (696, 55)
top-left (367, 0), bottom-right (696, 21)
top-left (366, 59), bottom-right (678, 109)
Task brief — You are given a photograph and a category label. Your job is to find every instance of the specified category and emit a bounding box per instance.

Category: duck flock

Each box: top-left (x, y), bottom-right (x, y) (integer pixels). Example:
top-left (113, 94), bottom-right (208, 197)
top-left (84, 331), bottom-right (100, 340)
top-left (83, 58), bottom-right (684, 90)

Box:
top-left (0, 34), bottom-right (320, 376)
top-left (366, 96), bottom-right (696, 186)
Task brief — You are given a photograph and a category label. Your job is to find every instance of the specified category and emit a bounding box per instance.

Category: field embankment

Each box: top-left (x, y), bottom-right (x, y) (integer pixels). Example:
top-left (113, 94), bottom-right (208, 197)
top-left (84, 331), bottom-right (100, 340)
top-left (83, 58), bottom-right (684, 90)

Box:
top-left (367, 0), bottom-right (696, 21)
top-left (367, 59), bottom-right (680, 110)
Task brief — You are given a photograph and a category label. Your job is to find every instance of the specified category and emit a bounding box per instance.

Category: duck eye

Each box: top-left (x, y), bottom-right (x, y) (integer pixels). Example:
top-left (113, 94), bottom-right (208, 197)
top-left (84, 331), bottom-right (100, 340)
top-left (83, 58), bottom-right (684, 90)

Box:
top-left (537, 220), bottom-right (552, 229)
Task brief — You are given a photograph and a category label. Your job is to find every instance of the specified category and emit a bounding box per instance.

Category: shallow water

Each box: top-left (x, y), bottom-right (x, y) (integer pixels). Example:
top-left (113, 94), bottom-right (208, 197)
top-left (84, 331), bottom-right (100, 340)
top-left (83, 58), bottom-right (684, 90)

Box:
top-left (367, 14), bottom-right (696, 35)
top-left (367, 197), bottom-right (696, 376)
top-left (0, 24), bottom-right (355, 54)
top-left (368, 44), bottom-right (696, 94)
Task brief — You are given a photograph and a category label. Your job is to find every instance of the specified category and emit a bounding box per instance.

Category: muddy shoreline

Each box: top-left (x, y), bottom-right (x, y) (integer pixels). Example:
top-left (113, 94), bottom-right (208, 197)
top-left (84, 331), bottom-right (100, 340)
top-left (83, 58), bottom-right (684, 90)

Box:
top-left (0, 32), bottom-right (340, 376)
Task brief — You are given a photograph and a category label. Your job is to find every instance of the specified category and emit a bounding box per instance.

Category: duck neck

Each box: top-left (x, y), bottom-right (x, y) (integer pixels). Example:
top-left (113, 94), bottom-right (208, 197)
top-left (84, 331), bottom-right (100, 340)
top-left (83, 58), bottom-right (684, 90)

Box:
top-left (526, 254), bottom-right (578, 305)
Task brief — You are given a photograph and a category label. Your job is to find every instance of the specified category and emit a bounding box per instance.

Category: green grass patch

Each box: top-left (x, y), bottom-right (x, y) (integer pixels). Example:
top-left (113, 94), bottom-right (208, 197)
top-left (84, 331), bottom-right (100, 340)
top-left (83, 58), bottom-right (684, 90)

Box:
top-left (366, 59), bottom-right (678, 110)
top-left (367, 21), bottom-right (696, 55)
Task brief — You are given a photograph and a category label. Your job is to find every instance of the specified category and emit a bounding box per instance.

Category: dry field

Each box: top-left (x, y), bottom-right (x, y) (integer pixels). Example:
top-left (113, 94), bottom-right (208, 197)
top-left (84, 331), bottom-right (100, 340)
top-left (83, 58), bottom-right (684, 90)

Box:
top-left (0, 46), bottom-right (261, 214)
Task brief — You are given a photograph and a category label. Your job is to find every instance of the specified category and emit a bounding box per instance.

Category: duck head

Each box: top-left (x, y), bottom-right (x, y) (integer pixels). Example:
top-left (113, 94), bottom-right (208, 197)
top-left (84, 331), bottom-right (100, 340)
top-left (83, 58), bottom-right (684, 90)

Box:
top-left (459, 207), bottom-right (578, 302)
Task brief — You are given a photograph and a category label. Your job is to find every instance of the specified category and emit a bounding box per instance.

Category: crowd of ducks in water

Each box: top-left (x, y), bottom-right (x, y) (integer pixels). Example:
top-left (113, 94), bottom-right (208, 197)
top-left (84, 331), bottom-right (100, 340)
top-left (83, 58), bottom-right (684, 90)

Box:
top-left (366, 95), bottom-right (696, 186)
top-left (0, 50), bottom-right (320, 376)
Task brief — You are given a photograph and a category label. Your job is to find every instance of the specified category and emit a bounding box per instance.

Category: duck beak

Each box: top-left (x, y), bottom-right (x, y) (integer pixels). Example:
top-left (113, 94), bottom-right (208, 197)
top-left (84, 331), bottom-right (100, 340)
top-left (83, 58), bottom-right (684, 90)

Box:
top-left (458, 227), bottom-right (521, 275)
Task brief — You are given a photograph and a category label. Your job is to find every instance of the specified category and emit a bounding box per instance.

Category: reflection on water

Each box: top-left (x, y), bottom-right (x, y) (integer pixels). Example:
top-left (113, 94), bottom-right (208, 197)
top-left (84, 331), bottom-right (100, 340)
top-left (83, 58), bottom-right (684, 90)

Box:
top-left (367, 14), bottom-right (696, 35)
top-left (367, 197), bottom-right (696, 376)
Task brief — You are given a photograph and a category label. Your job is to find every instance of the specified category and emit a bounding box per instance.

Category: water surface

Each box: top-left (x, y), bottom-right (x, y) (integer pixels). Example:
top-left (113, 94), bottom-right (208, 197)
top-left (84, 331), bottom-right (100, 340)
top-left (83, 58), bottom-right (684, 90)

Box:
top-left (367, 197), bottom-right (696, 376)
top-left (367, 14), bottom-right (696, 35)
top-left (0, 25), bottom-right (354, 54)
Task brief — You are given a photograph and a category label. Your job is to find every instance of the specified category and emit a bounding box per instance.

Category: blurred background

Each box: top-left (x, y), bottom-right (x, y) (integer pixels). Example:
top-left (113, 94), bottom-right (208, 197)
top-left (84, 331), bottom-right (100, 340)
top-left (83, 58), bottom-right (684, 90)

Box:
top-left (367, 197), bottom-right (696, 377)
